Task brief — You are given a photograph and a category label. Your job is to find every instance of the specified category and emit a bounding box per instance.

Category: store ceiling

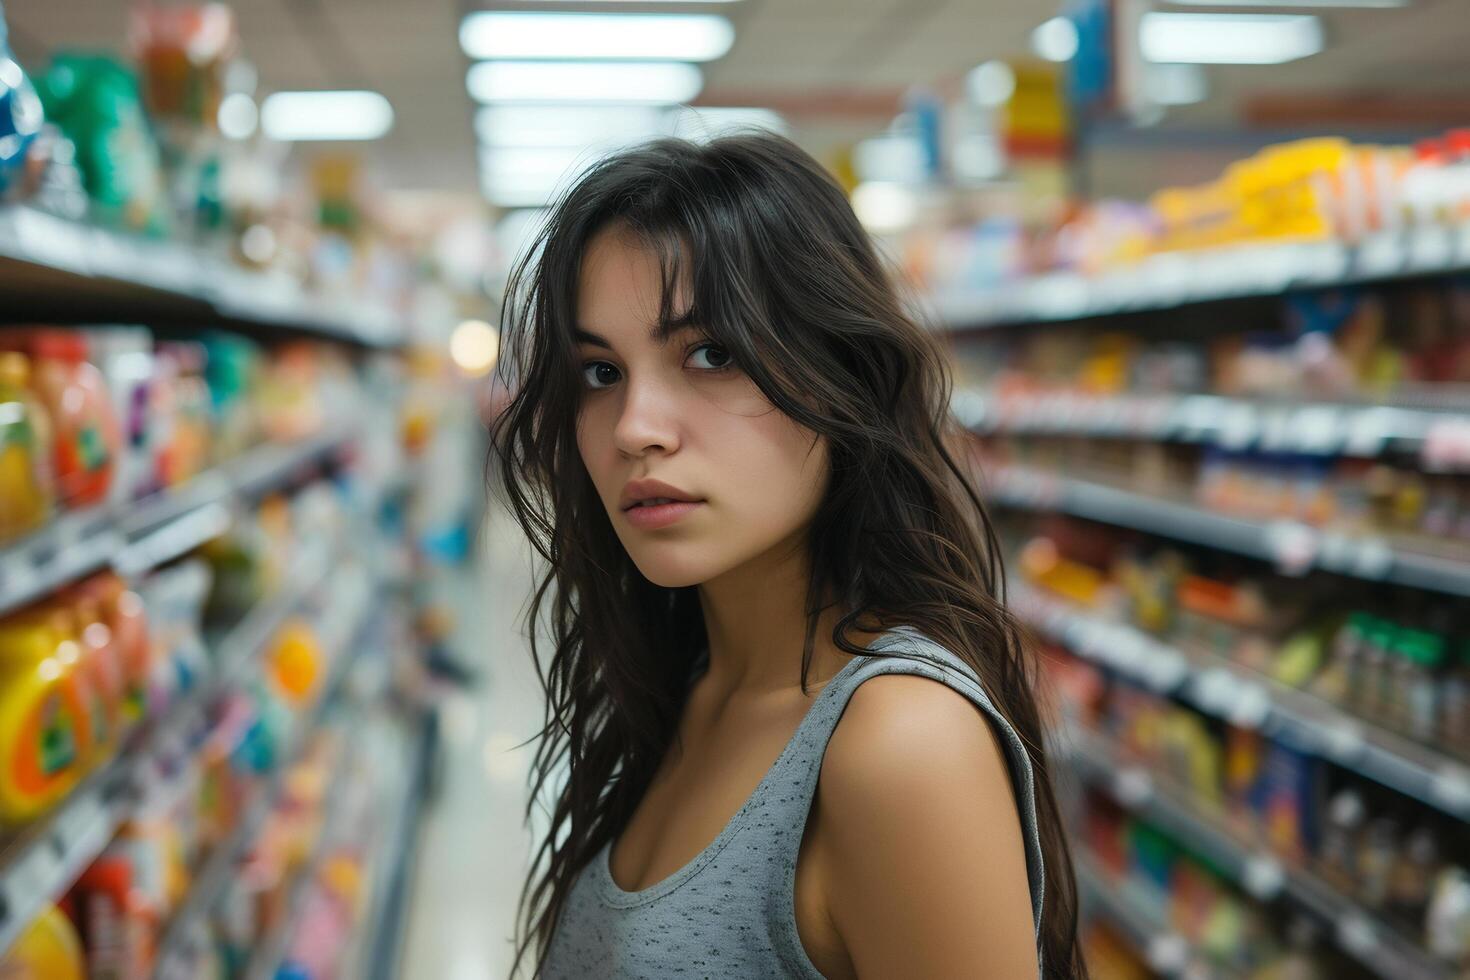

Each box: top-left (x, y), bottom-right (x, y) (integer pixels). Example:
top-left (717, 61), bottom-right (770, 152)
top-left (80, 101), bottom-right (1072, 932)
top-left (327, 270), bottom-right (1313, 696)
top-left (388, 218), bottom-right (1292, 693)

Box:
top-left (5, 0), bottom-right (1470, 201)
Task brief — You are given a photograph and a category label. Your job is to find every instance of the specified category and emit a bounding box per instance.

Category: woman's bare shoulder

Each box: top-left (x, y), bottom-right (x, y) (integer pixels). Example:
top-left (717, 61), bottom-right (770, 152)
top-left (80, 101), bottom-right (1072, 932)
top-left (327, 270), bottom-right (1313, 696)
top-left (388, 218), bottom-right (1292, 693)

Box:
top-left (813, 671), bottom-right (1039, 978)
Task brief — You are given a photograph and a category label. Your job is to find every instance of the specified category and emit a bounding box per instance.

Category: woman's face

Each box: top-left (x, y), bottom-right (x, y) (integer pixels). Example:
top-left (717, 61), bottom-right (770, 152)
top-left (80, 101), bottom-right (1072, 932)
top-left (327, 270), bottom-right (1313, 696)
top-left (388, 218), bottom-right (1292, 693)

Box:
top-left (574, 225), bottom-right (829, 589)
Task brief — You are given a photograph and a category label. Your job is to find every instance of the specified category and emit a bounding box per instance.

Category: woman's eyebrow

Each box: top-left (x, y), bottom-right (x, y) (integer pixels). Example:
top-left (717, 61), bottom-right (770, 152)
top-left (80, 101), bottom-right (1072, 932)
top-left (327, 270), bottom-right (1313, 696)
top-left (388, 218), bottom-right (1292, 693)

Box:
top-left (572, 327), bottom-right (612, 349)
top-left (573, 323), bottom-right (697, 349)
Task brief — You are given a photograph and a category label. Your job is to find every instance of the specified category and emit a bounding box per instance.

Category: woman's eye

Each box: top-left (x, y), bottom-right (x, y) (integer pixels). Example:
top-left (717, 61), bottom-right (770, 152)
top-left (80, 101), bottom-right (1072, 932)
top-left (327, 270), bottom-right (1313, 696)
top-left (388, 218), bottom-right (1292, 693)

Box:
top-left (582, 362), bottom-right (621, 389)
top-left (687, 342), bottom-right (733, 371)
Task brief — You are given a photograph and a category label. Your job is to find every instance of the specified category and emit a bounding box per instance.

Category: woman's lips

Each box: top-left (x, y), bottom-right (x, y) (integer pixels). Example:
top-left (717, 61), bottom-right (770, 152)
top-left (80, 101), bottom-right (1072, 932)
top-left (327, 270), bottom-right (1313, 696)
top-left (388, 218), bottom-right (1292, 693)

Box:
top-left (623, 499), bottom-right (704, 529)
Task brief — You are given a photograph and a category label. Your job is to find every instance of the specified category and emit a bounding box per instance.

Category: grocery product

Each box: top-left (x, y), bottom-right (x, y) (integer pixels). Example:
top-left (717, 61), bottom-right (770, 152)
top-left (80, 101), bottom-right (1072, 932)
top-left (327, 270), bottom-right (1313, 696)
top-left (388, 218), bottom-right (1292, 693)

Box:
top-left (39, 603), bottom-right (116, 764)
top-left (85, 327), bottom-right (157, 504)
top-left (269, 619), bottom-right (323, 704)
top-left (0, 352), bottom-right (55, 540)
top-left (202, 332), bottom-right (262, 461)
top-left (132, 4), bottom-right (235, 131)
top-left (82, 574), bottom-right (151, 726)
top-left (133, 560), bottom-right (211, 716)
top-left (10, 331), bottom-right (121, 508)
top-left (0, 904), bottom-right (85, 979)
top-left (34, 53), bottom-right (169, 234)
top-left (0, 609), bottom-right (94, 820)
top-left (0, 3), bottom-right (42, 197)
top-left (68, 847), bottom-right (155, 978)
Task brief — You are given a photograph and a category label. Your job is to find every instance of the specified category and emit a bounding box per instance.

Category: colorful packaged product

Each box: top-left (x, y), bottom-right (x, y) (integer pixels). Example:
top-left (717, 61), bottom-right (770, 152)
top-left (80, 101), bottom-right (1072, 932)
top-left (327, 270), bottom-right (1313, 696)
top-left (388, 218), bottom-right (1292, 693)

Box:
top-left (0, 352), bottom-right (55, 540)
top-left (0, 609), bottom-right (93, 820)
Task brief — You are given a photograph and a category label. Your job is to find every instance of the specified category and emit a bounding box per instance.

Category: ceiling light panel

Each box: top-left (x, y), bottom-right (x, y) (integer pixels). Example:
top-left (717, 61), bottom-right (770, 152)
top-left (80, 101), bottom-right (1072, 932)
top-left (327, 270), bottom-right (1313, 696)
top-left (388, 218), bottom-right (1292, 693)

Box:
top-left (476, 105), bottom-right (667, 147)
top-left (460, 12), bottom-right (735, 61)
top-left (467, 61), bottom-right (704, 104)
top-left (260, 90), bottom-right (393, 141)
top-left (1140, 12), bottom-right (1324, 63)
top-left (1167, 0), bottom-right (1404, 7)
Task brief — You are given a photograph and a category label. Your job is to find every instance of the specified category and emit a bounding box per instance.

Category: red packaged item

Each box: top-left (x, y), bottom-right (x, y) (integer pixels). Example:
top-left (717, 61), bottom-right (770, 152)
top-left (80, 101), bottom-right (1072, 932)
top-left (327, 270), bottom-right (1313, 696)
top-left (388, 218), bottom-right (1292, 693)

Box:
top-left (5, 331), bottom-right (121, 507)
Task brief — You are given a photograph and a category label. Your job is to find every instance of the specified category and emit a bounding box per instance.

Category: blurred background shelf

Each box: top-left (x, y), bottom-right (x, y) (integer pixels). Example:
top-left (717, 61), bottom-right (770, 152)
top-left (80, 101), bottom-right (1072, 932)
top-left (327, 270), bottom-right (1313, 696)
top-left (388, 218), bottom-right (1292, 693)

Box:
top-left (0, 427), bottom-right (354, 618)
top-left (1063, 727), bottom-right (1453, 980)
top-left (0, 206), bottom-right (406, 349)
top-left (986, 464), bottom-right (1470, 597)
top-left (954, 387), bottom-right (1470, 462)
top-left (0, 539), bottom-right (346, 959)
top-left (149, 564), bottom-right (376, 976)
top-left (1074, 849), bottom-right (1239, 980)
top-left (1018, 584), bottom-right (1470, 821)
top-left (932, 228), bottom-right (1470, 332)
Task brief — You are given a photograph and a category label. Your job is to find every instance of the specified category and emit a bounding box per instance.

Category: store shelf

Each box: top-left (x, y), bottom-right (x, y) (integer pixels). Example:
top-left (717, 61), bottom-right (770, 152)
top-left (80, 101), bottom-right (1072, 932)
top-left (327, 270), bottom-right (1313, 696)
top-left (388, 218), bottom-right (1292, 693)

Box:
top-left (355, 711), bottom-right (432, 980)
top-left (0, 541), bottom-right (340, 960)
top-left (1018, 584), bottom-right (1470, 821)
top-left (986, 464), bottom-right (1470, 597)
top-left (151, 565), bottom-right (377, 976)
top-left (0, 205), bottom-right (405, 348)
top-left (242, 774), bottom-right (353, 980)
top-left (0, 425), bottom-right (354, 617)
top-left (1062, 727), bottom-right (1453, 980)
top-left (931, 227), bottom-right (1470, 331)
top-left (953, 387), bottom-right (1470, 464)
top-left (1075, 850), bottom-right (1235, 980)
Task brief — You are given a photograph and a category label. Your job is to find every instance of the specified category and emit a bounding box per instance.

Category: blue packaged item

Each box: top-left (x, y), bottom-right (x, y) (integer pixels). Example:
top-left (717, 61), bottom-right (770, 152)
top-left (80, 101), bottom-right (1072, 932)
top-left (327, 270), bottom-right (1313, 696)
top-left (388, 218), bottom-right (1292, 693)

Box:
top-left (0, 2), bottom-right (44, 194)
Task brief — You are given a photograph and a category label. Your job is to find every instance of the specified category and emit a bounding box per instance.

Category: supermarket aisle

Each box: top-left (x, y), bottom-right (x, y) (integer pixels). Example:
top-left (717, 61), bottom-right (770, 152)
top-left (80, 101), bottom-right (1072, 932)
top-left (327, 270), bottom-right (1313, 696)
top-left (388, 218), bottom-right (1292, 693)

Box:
top-left (399, 493), bottom-right (548, 980)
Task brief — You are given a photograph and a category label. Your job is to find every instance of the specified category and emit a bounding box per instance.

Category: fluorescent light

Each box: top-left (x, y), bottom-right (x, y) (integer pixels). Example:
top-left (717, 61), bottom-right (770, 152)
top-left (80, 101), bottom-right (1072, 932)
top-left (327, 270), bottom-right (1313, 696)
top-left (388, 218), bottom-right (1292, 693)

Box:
top-left (1166, 0), bottom-right (1404, 7)
top-left (851, 182), bottom-right (917, 235)
top-left (217, 92), bottom-right (258, 139)
top-left (1031, 17), bottom-right (1080, 62)
top-left (476, 105), bottom-right (666, 147)
top-left (966, 61), bottom-right (1016, 107)
top-left (1149, 62), bottom-right (1209, 105)
top-left (480, 170), bottom-right (565, 208)
top-left (467, 61), bottom-right (703, 104)
top-left (664, 106), bottom-right (787, 140)
top-left (478, 144), bottom-right (600, 206)
top-left (480, 145), bottom-right (596, 177)
top-left (1140, 12), bottom-right (1323, 63)
top-left (459, 12), bottom-right (734, 61)
top-left (259, 90), bottom-right (393, 141)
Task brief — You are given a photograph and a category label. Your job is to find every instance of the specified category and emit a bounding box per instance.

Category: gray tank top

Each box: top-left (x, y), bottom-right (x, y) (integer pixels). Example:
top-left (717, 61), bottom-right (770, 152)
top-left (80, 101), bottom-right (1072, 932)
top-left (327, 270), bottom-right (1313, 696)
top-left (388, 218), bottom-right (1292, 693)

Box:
top-left (540, 624), bottom-right (1047, 979)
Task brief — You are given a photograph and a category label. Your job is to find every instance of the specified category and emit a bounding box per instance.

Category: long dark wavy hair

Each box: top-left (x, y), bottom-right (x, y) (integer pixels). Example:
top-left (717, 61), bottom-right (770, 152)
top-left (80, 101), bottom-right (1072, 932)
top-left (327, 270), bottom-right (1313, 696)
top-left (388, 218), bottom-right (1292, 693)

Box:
top-left (489, 131), bottom-right (1083, 978)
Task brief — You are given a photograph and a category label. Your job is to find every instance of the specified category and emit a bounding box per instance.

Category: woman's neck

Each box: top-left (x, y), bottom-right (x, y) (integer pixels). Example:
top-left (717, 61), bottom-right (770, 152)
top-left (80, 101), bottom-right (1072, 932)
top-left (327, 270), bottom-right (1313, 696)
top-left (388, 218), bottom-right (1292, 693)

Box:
top-left (695, 532), bottom-right (878, 699)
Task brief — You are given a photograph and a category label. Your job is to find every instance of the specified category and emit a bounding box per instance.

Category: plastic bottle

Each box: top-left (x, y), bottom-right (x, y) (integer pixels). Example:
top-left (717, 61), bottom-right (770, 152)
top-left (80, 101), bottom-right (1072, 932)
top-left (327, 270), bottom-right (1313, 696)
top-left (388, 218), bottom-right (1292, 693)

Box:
top-left (158, 342), bottom-right (211, 484)
top-left (1389, 825), bottom-right (1440, 923)
top-left (0, 610), bottom-right (94, 820)
top-left (63, 586), bottom-right (127, 753)
top-left (1311, 612), bottom-right (1368, 705)
top-left (0, 904), bottom-right (85, 979)
top-left (38, 604), bottom-right (113, 766)
top-left (1318, 788), bottom-right (1365, 891)
top-left (1426, 866), bottom-right (1470, 967)
top-left (27, 331), bottom-right (120, 507)
top-left (1443, 641), bottom-right (1470, 752)
top-left (1355, 617), bottom-right (1398, 721)
top-left (0, 351), bottom-right (55, 540)
top-left (83, 575), bottom-right (151, 725)
top-left (84, 327), bottom-right (155, 504)
top-left (1357, 816), bottom-right (1400, 910)
top-left (70, 849), bottom-right (152, 979)
top-left (1399, 630), bottom-right (1444, 743)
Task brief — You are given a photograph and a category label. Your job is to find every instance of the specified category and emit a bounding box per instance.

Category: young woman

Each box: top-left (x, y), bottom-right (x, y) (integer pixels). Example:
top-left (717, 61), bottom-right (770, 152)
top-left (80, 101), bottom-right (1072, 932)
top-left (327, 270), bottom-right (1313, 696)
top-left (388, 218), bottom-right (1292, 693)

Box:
top-left (490, 132), bottom-right (1084, 979)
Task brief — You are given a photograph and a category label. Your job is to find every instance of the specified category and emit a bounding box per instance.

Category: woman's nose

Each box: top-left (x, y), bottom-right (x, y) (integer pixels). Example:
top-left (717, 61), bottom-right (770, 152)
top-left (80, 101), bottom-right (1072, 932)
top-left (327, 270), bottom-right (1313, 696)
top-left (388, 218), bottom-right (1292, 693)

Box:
top-left (613, 376), bottom-right (681, 457)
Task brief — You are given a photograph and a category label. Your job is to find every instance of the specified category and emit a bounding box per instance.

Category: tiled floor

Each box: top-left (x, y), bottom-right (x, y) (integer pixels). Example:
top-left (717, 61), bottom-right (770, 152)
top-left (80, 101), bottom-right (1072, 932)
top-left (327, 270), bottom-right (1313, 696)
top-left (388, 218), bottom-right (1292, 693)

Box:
top-left (398, 492), bottom-right (555, 980)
